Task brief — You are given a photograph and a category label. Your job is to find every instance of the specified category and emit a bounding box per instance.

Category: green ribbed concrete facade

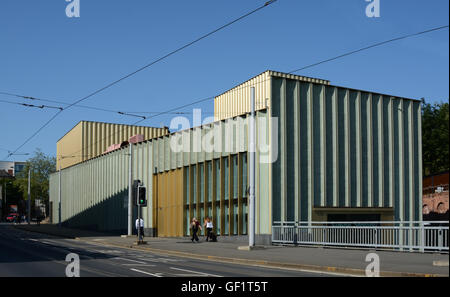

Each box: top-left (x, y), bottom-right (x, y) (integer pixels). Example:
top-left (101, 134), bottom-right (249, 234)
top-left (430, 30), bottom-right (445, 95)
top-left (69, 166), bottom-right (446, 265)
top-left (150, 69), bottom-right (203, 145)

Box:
top-left (49, 71), bottom-right (423, 240)
top-left (49, 111), bottom-right (273, 236)
top-left (270, 76), bottom-right (422, 223)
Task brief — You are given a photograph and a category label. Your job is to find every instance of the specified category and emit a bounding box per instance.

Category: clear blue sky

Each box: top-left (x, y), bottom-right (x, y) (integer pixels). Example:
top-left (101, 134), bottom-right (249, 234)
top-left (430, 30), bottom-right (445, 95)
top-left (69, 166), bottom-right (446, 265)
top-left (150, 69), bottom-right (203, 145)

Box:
top-left (0, 0), bottom-right (448, 161)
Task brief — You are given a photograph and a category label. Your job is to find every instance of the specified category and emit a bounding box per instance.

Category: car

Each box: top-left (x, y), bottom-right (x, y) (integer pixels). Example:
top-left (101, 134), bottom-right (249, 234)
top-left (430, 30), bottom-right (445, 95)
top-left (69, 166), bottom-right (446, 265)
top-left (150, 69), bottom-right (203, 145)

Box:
top-left (6, 213), bottom-right (19, 222)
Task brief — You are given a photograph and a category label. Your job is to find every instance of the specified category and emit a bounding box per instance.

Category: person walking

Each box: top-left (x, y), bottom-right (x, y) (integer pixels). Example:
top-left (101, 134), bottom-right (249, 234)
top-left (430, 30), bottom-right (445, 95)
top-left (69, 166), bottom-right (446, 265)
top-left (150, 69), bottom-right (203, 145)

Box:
top-left (135, 217), bottom-right (144, 241)
top-left (191, 218), bottom-right (201, 243)
top-left (205, 217), bottom-right (213, 242)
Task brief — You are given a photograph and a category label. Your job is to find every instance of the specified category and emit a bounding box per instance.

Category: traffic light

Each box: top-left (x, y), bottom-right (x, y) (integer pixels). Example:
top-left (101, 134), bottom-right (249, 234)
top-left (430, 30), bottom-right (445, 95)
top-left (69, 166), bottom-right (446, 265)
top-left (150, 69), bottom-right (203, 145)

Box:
top-left (132, 180), bottom-right (141, 205)
top-left (137, 186), bottom-right (147, 207)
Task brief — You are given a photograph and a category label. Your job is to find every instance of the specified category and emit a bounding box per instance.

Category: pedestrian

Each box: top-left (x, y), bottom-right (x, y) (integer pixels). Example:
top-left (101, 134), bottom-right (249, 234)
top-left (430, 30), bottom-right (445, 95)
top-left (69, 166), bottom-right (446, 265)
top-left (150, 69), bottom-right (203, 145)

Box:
top-left (205, 217), bottom-right (213, 242)
top-left (135, 217), bottom-right (144, 241)
top-left (191, 218), bottom-right (201, 243)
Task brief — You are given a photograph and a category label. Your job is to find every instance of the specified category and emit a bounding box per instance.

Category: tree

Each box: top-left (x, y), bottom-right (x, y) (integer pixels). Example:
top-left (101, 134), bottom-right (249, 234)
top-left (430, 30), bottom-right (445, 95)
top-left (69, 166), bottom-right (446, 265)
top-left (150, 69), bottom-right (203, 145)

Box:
top-left (13, 149), bottom-right (56, 217)
top-left (422, 99), bottom-right (449, 176)
top-left (1, 179), bottom-right (24, 217)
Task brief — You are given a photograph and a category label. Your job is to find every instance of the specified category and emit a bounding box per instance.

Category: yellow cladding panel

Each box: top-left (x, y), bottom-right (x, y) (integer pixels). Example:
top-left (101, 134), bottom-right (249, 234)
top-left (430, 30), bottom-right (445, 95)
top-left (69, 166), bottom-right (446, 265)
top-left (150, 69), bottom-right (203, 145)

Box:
top-left (214, 70), bottom-right (330, 121)
top-left (57, 121), bottom-right (169, 170)
top-left (56, 122), bottom-right (83, 170)
top-left (154, 168), bottom-right (184, 237)
top-left (214, 71), bottom-right (271, 121)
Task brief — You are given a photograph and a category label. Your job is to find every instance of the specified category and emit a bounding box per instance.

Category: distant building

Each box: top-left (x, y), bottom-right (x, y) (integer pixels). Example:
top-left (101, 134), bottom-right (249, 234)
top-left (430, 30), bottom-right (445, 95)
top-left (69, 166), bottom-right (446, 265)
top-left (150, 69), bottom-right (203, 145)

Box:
top-left (0, 161), bottom-right (26, 177)
top-left (423, 171), bottom-right (449, 217)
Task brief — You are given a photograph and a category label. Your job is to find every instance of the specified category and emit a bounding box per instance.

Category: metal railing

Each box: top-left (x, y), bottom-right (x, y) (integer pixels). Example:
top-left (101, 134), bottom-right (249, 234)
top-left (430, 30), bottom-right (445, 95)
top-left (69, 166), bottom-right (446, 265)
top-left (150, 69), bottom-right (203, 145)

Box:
top-left (272, 221), bottom-right (449, 253)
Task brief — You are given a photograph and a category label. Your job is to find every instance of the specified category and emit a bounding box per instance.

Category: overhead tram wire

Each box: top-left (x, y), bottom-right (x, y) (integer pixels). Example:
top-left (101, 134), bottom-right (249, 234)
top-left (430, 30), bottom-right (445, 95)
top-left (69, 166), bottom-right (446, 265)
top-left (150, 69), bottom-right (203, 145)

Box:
top-left (3, 0), bottom-right (279, 160)
top-left (0, 99), bottom-right (63, 111)
top-left (288, 25), bottom-right (450, 74)
top-left (211, 25), bottom-right (450, 99)
top-left (58, 24), bottom-right (450, 161)
top-left (54, 94), bottom-right (216, 161)
top-left (0, 91), bottom-right (191, 116)
top-left (0, 90), bottom-right (224, 119)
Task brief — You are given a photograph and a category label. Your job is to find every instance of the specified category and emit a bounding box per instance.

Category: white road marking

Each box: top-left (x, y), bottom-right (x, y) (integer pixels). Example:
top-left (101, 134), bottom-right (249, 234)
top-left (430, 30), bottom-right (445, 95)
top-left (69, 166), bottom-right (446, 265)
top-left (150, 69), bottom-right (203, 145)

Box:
top-left (130, 268), bottom-right (163, 277)
top-left (114, 257), bottom-right (147, 264)
top-left (41, 240), bottom-right (56, 245)
top-left (144, 258), bottom-right (180, 263)
top-left (173, 274), bottom-right (206, 277)
top-left (169, 267), bottom-right (222, 277)
top-left (97, 250), bottom-right (123, 254)
top-left (121, 264), bottom-right (156, 267)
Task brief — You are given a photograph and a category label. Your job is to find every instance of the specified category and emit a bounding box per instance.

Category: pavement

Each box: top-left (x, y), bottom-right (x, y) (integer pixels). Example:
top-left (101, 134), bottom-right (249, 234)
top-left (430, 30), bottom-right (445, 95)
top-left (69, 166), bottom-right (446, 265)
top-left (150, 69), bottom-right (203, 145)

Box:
top-left (11, 223), bottom-right (450, 277)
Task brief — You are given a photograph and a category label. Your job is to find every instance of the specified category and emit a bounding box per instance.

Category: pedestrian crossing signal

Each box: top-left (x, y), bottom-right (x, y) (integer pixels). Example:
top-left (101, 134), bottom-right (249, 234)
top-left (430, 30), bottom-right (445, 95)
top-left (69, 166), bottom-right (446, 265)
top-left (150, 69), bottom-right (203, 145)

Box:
top-left (137, 186), bottom-right (147, 207)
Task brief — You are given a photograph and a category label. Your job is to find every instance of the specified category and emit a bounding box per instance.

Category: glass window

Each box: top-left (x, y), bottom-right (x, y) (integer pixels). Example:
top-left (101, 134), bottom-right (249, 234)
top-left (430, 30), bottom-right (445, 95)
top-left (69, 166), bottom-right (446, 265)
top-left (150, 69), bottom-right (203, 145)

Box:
top-left (207, 161), bottom-right (212, 202)
top-left (185, 167), bottom-right (190, 205)
top-left (14, 164), bottom-right (25, 175)
top-left (192, 165), bottom-right (197, 205)
top-left (200, 163), bottom-right (204, 203)
top-left (215, 159), bottom-right (220, 202)
top-left (200, 206), bottom-right (204, 234)
top-left (242, 154), bottom-right (248, 197)
top-left (185, 207), bottom-right (190, 235)
top-left (215, 205), bottom-right (221, 234)
top-left (233, 203), bottom-right (238, 235)
top-left (232, 155), bottom-right (238, 199)
top-left (224, 203), bottom-right (229, 235)
top-left (242, 202), bottom-right (247, 235)
top-left (224, 159), bottom-right (229, 201)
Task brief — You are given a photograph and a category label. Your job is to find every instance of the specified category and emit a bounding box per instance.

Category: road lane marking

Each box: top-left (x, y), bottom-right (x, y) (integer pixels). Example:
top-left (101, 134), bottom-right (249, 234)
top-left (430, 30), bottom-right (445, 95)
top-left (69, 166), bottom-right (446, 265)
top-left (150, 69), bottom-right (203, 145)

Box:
top-left (96, 250), bottom-right (123, 254)
top-left (143, 257), bottom-right (180, 263)
top-left (121, 264), bottom-right (156, 267)
top-left (114, 257), bottom-right (147, 264)
top-left (169, 267), bottom-right (222, 277)
top-left (130, 268), bottom-right (163, 277)
top-left (70, 237), bottom-right (362, 277)
top-left (173, 274), bottom-right (206, 277)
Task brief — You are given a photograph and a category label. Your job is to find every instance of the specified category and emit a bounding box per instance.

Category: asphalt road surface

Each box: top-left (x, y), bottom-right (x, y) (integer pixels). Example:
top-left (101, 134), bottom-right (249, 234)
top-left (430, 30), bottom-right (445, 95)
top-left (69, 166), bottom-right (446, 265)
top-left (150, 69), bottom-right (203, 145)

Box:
top-left (0, 223), bottom-right (340, 277)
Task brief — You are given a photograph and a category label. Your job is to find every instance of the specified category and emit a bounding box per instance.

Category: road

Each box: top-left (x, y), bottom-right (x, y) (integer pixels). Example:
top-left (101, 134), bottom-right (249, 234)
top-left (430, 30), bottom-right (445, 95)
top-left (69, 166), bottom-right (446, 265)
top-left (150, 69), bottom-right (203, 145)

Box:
top-left (0, 223), bottom-right (340, 277)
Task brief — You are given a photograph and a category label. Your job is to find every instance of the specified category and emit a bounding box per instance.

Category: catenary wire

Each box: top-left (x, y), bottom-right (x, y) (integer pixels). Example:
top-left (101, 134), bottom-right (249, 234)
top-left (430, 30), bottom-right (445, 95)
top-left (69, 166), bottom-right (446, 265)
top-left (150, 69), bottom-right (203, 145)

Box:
top-left (56, 24), bottom-right (450, 161)
top-left (3, 1), bottom-right (278, 159)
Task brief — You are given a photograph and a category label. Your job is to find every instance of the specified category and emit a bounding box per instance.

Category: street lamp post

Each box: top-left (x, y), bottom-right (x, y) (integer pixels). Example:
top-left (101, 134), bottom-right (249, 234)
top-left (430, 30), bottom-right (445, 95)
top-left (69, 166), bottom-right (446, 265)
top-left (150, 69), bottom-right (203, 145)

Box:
top-left (27, 168), bottom-right (31, 224)
top-left (58, 159), bottom-right (62, 227)
top-left (2, 180), bottom-right (12, 218)
top-left (249, 87), bottom-right (256, 247)
top-left (128, 144), bottom-right (134, 236)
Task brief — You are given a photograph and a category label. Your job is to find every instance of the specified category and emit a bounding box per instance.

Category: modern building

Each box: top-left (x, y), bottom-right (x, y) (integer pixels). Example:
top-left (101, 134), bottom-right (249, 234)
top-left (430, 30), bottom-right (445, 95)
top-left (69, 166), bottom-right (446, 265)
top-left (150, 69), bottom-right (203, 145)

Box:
top-left (0, 161), bottom-right (27, 177)
top-left (56, 121), bottom-right (170, 170)
top-left (49, 70), bottom-right (423, 244)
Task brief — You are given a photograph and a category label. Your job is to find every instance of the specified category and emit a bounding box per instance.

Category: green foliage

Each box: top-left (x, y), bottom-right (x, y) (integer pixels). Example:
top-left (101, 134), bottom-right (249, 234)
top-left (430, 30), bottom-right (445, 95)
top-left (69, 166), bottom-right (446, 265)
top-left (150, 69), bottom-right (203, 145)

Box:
top-left (1, 180), bottom-right (24, 216)
top-left (13, 149), bottom-right (56, 207)
top-left (422, 99), bottom-right (449, 176)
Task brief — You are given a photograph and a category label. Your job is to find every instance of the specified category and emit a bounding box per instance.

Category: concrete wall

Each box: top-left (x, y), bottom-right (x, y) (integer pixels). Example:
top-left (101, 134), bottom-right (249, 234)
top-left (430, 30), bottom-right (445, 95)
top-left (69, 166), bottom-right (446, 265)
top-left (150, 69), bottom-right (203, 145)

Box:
top-left (50, 111), bottom-right (272, 235)
top-left (56, 121), bottom-right (169, 170)
top-left (270, 76), bottom-right (423, 222)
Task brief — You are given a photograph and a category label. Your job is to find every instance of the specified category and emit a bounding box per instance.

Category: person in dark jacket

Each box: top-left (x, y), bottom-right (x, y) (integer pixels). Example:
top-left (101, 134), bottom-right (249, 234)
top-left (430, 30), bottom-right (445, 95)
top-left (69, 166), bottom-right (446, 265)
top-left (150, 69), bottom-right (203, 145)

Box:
top-left (191, 218), bottom-right (202, 243)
